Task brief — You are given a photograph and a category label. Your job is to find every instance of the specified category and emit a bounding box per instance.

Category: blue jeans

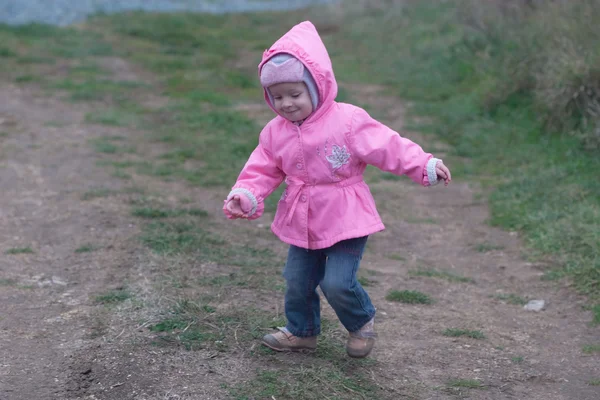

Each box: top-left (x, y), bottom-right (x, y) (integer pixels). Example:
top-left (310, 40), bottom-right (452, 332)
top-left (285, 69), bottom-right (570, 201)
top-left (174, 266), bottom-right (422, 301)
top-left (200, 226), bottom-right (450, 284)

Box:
top-left (283, 236), bottom-right (376, 337)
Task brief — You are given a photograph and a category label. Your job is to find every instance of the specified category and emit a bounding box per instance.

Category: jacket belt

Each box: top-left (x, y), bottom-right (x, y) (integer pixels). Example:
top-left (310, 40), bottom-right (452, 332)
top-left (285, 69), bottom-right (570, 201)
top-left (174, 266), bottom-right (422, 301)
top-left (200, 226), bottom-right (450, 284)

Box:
top-left (283, 175), bottom-right (364, 225)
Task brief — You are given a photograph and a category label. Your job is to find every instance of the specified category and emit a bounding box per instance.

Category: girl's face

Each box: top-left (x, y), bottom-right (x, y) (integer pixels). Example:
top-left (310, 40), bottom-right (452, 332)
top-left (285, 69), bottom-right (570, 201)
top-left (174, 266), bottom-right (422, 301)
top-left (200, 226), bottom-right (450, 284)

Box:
top-left (269, 82), bottom-right (313, 122)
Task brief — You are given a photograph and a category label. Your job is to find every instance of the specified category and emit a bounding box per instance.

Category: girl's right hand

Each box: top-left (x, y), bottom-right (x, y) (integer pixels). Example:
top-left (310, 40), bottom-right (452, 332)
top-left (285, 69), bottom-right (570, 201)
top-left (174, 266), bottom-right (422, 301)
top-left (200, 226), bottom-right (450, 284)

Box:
top-left (226, 194), bottom-right (251, 219)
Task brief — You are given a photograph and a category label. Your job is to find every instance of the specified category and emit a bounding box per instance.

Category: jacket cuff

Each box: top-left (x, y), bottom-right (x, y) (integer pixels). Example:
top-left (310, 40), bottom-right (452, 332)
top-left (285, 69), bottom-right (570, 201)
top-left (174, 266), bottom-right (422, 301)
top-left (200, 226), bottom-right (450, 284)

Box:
top-left (226, 188), bottom-right (258, 217)
top-left (426, 158), bottom-right (441, 186)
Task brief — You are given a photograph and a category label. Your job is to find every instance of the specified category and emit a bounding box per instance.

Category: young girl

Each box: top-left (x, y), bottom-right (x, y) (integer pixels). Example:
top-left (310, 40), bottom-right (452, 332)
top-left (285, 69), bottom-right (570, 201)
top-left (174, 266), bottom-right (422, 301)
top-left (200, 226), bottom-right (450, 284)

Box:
top-left (223, 21), bottom-right (451, 358)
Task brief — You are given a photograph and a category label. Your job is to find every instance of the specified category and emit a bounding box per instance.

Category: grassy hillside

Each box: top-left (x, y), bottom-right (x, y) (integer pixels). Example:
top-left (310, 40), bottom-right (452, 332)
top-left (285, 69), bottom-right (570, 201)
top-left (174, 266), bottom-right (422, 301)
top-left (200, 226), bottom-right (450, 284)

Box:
top-left (323, 0), bottom-right (600, 320)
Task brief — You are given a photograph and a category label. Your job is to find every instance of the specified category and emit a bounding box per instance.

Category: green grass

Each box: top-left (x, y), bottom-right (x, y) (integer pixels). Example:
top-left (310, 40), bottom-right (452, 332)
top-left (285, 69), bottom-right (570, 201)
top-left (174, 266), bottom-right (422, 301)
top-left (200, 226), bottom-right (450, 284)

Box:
top-left (132, 207), bottom-right (174, 218)
top-left (589, 379), bottom-right (600, 386)
top-left (91, 138), bottom-right (118, 154)
top-left (150, 316), bottom-right (220, 351)
top-left (0, 279), bottom-right (16, 286)
top-left (17, 55), bottom-right (56, 64)
top-left (386, 290), bottom-right (432, 304)
top-left (75, 244), bottom-right (100, 253)
top-left (148, 301), bottom-right (382, 397)
top-left (0, 46), bottom-right (17, 57)
top-left (140, 221), bottom-right (225, 255)
top-left (100, 160), bottom-right (136, 169)
top-left (357, 276), bottom-right (376, 287)
top-left (94, 289), bottom-right (131, 304)
top-left (442, 329), bottom-right (485, 339)
top-left (592, 305), bottom-right (600, 326)
top-left (74, 11), bottom-right (302, 188)
top-left (229, 366), bottom-right (378, 400)
top-left (111, 169), bottom-right (131, 180)
top-left (139, 220), bottom-right (282, 289)
top-left (132, 207), bottom-right (208, 219)
top-left (493, 293), bottom-right (529, 306)
top-left (447, 379), bottom-right (484, 389)
top-left (51, 78), bottom-right (144, 102)
top-left (81, 188), bottom-right (112, 200)
top-left (409, 268), bottom-right (474, 283)
top-left (387, 253), bottom-right (407, 261)
top-left (583, 344), bottom-right (600, 354)
top-left (91, 137), bottom-right (135, 154)
top-left (0, 23), bottom-right (113, 81)
top-left (44, 121), bottom-right (69, 128)
top-left (474, 242), bottom-right (505, 253)
top-left (5, 247), bottom-right (34, 255)
top-left (15, 74), bottom-right (40, 83)
top-left (228, 319), bottom-right (379, 399)
top-left (150, 300), bottom-right (259, 351)
top-left (511, 356), bottom-right (524, 364)
top-left (150, 299), bottom-right (280, 352)
top-left (187, 208), bottom-right (209, 217)
top-left (85, 109), bottom-right (140, 126)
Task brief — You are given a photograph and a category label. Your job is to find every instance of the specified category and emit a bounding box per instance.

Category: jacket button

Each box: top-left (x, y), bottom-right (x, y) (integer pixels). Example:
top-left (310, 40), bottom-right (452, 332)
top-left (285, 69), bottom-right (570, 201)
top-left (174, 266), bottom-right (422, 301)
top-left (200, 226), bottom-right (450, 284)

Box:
top-left (296, 163), bottom-right (302, 169)
top-left (301, 195), bottom-right (307, 202)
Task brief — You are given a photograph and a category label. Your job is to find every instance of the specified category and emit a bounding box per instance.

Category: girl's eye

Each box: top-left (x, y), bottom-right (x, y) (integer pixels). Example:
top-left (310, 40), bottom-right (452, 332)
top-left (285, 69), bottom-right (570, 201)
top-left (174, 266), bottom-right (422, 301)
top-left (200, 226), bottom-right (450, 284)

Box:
top-left (274, 97), bottom-right (282, 100)
top-left (292, 94), bottom-right (300, 98)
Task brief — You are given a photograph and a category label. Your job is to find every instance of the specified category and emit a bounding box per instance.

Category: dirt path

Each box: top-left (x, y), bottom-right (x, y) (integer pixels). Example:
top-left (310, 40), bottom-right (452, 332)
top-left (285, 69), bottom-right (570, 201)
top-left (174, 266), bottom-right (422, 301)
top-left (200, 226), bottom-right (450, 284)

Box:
top-left (0, 64), bottom-right (598, 400)
top-left (0, 82), bottom-right (142, 398)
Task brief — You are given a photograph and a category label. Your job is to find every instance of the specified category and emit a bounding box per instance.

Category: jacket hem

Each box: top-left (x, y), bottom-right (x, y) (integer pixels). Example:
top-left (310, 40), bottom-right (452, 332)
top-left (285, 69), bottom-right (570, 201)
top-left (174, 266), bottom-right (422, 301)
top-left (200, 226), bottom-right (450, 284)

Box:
top-left (271, 222), bottom-right (385, 250)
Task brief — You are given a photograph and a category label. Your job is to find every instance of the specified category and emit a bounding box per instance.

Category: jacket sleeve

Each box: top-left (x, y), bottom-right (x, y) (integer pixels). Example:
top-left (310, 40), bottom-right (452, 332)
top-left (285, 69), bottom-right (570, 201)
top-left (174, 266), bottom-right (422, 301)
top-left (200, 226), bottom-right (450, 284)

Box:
top-left (346, 107), bottom-right (440, 186)
top-left (223, 125), bottom-right (285, 220)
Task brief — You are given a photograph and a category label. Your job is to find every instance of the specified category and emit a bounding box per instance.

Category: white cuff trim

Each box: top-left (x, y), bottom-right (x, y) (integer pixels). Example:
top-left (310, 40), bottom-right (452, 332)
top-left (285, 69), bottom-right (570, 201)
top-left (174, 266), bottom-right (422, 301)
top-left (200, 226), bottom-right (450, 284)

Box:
top-left (227, 188), bottom-right (258, 217)
top-left (427, 158), bottom-right (441, 186)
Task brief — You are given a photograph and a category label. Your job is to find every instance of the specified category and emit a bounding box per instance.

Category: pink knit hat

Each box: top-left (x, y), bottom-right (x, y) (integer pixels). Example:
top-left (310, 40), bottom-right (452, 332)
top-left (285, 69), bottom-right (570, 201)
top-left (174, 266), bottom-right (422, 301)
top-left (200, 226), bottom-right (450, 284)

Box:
top-left (260, 54), bottom-right (319, 109)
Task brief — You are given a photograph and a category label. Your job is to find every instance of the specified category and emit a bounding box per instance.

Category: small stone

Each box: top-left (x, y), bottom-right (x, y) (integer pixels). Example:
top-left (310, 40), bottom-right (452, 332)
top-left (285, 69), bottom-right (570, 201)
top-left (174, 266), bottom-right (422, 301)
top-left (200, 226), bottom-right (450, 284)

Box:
top-left (524, 300), bottom-right (545, 312)
top-left (52, 276), bottom-right (67, 286)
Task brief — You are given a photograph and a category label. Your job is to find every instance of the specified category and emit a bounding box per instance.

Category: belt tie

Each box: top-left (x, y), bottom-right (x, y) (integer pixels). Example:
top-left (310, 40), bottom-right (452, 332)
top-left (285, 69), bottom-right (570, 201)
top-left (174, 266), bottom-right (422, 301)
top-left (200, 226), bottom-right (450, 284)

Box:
top-left (283, 175), bottom-right (364, 225)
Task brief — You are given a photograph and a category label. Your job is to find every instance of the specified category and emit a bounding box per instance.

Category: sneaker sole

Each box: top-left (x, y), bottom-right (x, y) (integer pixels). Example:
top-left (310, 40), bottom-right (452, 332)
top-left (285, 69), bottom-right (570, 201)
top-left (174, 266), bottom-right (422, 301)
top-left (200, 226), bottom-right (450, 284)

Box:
top-left (346, 337), bottom-right (375, 358)
top-left (261, 339), bottom-right (316, 353)
top-left (346, 347), bottom-right (373, 358)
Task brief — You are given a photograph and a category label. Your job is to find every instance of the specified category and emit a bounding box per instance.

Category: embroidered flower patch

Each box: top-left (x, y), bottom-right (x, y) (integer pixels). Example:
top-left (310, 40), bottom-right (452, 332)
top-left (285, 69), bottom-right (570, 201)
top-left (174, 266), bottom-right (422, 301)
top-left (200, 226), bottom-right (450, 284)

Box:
top-left (326, 145), bottom-right (350, 170)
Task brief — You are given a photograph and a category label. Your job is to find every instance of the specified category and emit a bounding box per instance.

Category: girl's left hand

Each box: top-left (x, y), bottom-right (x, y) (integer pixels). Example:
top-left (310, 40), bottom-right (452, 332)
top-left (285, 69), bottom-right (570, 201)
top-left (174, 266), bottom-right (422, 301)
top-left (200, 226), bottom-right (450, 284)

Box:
top-left (226, 194), bottom-right (251, 219)
top-left (436, 161), bottom-right (452, 186)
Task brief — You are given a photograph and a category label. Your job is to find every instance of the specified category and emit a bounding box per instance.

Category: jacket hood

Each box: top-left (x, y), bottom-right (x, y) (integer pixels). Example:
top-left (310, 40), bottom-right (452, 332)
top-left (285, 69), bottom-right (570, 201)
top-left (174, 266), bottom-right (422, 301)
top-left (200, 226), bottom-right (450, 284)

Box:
top-left (258, 21), bottom-right (338, 123)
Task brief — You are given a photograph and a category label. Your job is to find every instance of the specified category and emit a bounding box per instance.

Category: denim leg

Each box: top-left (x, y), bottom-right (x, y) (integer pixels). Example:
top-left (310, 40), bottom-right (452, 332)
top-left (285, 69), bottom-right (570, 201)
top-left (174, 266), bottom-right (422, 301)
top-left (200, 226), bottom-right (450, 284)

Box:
top-left (319, 236), bottom-right (376, 333)
top-left (283, 245), bottom-right (326, 337)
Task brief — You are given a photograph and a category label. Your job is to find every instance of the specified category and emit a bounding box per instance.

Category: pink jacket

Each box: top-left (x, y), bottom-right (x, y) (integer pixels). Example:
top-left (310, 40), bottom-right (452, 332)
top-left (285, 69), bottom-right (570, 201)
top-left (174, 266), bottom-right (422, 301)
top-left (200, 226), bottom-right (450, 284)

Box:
top-left (224, 21), bottom-right (440, 249)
